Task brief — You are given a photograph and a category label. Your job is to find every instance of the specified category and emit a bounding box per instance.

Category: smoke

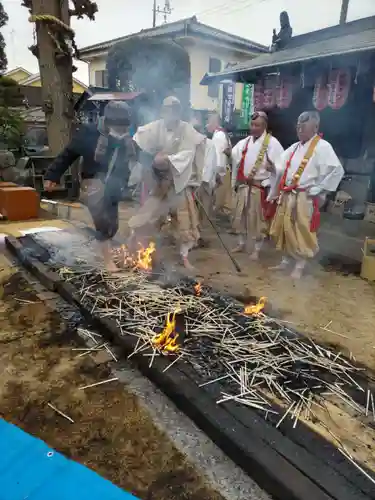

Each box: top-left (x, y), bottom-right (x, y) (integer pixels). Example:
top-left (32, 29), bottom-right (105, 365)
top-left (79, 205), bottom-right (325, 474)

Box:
top-left (106, 38), bottom-right (191, 121)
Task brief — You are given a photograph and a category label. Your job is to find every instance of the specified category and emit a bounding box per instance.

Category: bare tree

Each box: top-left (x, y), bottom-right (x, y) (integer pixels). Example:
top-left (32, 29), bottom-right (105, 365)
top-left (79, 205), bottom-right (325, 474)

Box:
top-left (22, 0), bottom-right (97, 155)
top-left (0, 1), bottom-right (9, 71)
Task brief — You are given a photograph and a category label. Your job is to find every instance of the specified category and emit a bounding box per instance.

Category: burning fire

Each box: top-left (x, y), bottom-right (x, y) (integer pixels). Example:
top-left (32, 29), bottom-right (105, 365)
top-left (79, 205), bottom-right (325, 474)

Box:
top-left (244, 296), bottom-right (266, 316)
top-left (194, 281), bottom-right (202, 296)
top-left (152, 309), bottom-right (181, 353)
top-left (114, 241), bottom-right (155, 271)
top-left (135, 242), bottom-right (155, 271)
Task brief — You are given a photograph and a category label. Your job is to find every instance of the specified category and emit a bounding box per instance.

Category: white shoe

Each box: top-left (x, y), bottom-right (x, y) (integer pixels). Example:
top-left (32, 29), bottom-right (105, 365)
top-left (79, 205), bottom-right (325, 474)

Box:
top-left (249, 251), bottom-right (260, 261)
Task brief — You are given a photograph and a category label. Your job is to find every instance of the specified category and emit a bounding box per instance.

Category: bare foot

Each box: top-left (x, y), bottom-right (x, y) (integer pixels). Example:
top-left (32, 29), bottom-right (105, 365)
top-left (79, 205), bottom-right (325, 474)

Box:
top-left (182, 256), bottom-right (196, 271)
top-left (232, 244), bottom-right (245, 254)
top-left (290, 265), bottom-right (303, 280)
top-left (104, 260), bottom-right (121, 273)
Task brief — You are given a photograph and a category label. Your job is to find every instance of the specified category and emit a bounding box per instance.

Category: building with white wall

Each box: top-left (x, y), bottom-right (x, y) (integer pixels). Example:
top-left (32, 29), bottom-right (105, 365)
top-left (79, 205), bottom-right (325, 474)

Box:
top-left (79, 16), bottom-right (267, 118)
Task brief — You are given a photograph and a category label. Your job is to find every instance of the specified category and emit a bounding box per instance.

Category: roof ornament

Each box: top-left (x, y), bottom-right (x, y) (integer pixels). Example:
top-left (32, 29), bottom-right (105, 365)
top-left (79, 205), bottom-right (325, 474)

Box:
top-left (271, 11), bottom-right (292, 52)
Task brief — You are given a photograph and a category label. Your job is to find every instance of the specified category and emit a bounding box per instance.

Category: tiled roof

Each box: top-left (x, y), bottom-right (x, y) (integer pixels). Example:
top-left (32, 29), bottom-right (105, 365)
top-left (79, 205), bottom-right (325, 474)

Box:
top-left (79, 16), bottom-right (267, 56)
top-left (201, 16), bottom-right (375, 84)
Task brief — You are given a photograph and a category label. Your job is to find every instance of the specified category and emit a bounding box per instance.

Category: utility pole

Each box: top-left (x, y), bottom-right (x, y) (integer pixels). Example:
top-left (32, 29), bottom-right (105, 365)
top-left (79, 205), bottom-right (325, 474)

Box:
top-left (152, 0), bottom-right (172, 27)
top-left (153, 0), bottom-right (156, 27)
top-left (339, 0), bottom-right (349, 24)
top-left (29, 0), bottom-right (74, 155)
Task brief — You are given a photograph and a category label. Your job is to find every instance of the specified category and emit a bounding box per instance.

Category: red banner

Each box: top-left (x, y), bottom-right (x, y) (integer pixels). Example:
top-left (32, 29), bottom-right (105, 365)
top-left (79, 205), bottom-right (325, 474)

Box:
top-left (263, 76), bottom-right (276, 109)
top-left (276, 76), bottom-right (295, 109)
top-left (253, 80), bottom-right (264, 111)
top-left (312, 75), bottom-right (328, 111)
top-left (328, 68), bottom-right (351, 110)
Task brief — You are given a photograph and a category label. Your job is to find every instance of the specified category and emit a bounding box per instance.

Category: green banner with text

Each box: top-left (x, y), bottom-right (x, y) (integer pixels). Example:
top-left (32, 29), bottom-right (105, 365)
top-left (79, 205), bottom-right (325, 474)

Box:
top-left (240, 84), bottom-right (254, 128)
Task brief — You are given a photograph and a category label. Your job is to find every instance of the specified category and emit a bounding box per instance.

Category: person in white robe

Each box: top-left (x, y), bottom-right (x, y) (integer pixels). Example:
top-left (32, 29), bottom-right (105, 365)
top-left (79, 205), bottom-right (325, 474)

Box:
top-left (198, 136), bottom-right (218, 223)
top-left (231, 111), bottom-right (284, 260)
top-left (128, 96), bottom-right (206, 270)
top-left (206, 113), bottom-right (232, 215)
top-left (268, 111), bottom-right (344, 279)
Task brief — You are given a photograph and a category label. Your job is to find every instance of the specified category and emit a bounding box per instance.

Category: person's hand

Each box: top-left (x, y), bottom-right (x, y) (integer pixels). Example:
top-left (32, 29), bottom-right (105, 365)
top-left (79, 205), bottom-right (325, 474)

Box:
top-left (267, 195), bottom-right (277, 203)
top-left (265, 152), bottom-right (275, 173)
top-left (308, 186), bottom-right (322, 197)
top-left (44, 180), bottom-right (57, 192)
top-left (154, 152), bottom-right (169, 166)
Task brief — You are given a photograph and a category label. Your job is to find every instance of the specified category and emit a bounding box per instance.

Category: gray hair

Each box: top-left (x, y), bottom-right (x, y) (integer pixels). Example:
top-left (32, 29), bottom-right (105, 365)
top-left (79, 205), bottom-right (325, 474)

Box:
top-left (298, 111), bottom-right (320, 127)
top-left (104, 101), bottom-right (131, 126)
top-left (162, 95), bottom-right (181, 107)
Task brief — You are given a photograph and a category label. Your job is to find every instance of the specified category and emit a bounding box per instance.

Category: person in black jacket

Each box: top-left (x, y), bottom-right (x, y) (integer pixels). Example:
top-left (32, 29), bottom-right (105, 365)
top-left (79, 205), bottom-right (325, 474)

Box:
top-left (44, 101), bottom-right (139, 272)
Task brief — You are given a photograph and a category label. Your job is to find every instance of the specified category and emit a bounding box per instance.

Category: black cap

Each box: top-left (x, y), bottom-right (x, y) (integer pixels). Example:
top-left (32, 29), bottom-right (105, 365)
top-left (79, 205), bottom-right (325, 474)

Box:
top-left (104, 101), bottom-right (131, 126)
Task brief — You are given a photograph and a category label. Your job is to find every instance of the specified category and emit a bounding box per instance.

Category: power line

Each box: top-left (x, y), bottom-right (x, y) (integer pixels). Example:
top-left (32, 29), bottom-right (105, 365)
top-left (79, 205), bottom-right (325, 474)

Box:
top-left (196, 0), bottom-right (268, 20)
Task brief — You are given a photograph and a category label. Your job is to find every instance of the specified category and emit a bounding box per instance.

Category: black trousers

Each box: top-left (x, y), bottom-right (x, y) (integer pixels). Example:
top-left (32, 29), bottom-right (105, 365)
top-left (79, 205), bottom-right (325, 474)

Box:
top-left (81, 178), bottom-right (119, 242)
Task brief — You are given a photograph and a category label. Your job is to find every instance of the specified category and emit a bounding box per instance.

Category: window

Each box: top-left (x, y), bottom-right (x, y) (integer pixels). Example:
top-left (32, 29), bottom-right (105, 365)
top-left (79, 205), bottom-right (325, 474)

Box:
top-left (208, 57), bottom-right (221, 99)
top-left (94, 70), bottom-right (108, 88)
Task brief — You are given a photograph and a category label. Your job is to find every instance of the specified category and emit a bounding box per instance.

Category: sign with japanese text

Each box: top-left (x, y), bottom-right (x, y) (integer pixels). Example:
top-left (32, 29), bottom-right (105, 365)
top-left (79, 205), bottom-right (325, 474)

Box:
top-left (240, 84), bottom-right (254, 128)
top-left (222, 82), bottom-right (236, 127)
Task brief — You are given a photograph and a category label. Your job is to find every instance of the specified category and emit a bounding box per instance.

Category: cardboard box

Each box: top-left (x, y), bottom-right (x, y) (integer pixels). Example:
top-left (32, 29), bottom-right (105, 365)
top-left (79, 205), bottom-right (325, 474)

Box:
top-left (361, 238), bottom-right (375, 282)
top-left (0, 186), bottom-right (39, 221)
top-left (364, 202), bottom-right (375, 223)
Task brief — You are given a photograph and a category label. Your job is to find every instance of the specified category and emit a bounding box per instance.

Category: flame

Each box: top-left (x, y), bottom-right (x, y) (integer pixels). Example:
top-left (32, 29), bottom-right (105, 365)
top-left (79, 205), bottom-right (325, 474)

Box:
top-left (194, 282), bottom-right (202, 296)
top-left (135, 241), bottom-right (155, 271)
top-left (244, 296), bottom-right (266, 316)
top-left (113, 241), bottom-right (155, 271)
top-left (152, 309), bottom-right (181, 353)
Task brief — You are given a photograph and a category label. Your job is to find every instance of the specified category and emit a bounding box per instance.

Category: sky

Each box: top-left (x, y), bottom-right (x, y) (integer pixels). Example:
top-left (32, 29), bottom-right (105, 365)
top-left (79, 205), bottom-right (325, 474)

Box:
top-left (2, 0), bottom-right (375, 84)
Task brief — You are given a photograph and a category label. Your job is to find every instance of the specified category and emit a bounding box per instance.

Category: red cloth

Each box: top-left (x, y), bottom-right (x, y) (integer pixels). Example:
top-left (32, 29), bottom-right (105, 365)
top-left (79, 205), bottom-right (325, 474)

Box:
top-left (281, 185), bottom-right (320, 232)
top-left (252, 184), bottom-right (276, 221)
top-left (236, 138), bottom-right (251, 183)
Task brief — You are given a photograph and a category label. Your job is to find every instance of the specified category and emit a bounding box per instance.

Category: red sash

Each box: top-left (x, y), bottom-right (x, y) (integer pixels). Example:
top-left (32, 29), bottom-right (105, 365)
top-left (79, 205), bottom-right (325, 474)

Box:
top-left (252, 184), bottom-right (277, 221)
top-left (236, 138), bottom-right (252, 183)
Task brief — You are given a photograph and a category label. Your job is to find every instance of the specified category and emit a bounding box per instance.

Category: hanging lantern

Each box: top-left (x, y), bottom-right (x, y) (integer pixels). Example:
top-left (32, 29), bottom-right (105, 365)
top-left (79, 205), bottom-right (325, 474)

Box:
top-left (253, 80), bottom-right (264, 111)
top-left (276, 76), bottom-right (295, 109)
top-left (263, 76), bottom-right (277, 109)
top-left (328, 68), bottom-right (351, 110)
top-left (312, 74), bottom-right (328, 111)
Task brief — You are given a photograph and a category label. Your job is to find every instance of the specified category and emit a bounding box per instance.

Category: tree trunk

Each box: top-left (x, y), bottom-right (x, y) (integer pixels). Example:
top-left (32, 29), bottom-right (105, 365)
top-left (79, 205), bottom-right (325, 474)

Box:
top-left (31, 0), bottom-right (73, 155)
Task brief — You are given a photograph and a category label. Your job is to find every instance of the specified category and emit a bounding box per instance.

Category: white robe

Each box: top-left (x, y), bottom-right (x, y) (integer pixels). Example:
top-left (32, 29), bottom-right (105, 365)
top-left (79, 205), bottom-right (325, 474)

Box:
top-left (269, 135), bottom-right (344, 200)
top-left (134, 120), bottom-right (205, 194)
top-left (202, 138), bottom-right (219, 190)
top-left (212, 130), bottom-right (231, 177)
top-left (231, 131), bottom-right (284, 188)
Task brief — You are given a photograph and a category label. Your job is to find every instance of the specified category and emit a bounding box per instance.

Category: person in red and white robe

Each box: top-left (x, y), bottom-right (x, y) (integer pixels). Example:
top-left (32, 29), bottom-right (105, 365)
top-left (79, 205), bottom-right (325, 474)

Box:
top-left (268, 111), bottom-right (344, 279)
top-left (231, 111), bottom-right (284, 260)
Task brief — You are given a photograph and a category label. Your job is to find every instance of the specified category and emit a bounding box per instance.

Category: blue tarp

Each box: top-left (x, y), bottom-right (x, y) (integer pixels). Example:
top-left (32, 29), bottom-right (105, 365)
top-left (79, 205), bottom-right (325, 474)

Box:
top-left (0, 419), bottom-right (139, 500)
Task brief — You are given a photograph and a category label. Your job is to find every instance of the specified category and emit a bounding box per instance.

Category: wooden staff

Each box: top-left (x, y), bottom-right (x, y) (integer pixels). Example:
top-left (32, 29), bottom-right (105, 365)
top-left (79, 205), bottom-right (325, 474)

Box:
top-left (194, 194), bottom-right (242, 273)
